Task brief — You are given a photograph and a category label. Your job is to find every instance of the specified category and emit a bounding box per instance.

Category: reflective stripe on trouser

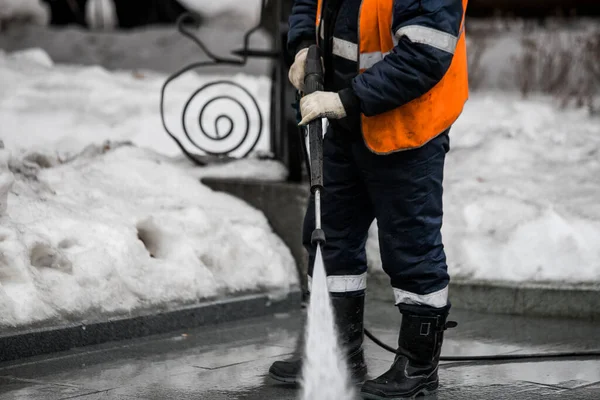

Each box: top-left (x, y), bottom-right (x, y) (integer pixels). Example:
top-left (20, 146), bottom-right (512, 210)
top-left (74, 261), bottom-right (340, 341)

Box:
top-left (302, 124), bottom-right (450, 301)
top-left (393, 286), bottom-right (448, 308)
top-left (308, 273), bottom-right (367, 293)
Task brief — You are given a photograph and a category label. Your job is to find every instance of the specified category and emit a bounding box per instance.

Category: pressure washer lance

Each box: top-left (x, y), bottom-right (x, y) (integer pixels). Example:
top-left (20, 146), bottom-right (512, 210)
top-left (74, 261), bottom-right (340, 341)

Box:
top-left (304, 45), bottom-right (326, 248)
top-left (299, 45), bottom-right (600, 363)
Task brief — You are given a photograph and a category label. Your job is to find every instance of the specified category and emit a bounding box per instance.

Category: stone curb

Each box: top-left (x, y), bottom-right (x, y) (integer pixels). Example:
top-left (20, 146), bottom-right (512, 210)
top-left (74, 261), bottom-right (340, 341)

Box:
top-left (0, 290), bottom-right (302, 363)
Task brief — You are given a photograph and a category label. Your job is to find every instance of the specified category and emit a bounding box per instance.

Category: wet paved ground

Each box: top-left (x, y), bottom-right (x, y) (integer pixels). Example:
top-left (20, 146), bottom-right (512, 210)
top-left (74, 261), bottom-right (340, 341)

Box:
top-left (1, 299), bottom-right (599, 400)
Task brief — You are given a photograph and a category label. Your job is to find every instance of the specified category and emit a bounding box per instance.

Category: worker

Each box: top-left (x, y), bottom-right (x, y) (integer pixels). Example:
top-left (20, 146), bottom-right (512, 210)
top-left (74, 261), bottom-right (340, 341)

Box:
top-left (269, 0), bottom-right (469, 398)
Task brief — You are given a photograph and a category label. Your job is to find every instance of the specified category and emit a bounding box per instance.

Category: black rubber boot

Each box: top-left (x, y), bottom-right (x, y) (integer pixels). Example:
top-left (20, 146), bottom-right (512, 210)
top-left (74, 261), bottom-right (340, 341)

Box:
top-left (360, 304), bottom-right (457, 399)
top-left (269, 292), bottom-right (368, 385)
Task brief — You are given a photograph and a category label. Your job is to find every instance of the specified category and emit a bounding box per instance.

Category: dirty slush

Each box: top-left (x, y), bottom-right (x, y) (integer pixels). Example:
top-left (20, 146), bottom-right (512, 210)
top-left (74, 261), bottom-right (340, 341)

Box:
top-left (300, 245), bottom-right (355, 400)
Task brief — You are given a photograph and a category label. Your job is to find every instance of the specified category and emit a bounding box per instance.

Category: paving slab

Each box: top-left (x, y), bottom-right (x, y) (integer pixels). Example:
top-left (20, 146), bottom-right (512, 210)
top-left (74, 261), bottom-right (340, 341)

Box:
top-left (0, 300), bottom-right (599, 400)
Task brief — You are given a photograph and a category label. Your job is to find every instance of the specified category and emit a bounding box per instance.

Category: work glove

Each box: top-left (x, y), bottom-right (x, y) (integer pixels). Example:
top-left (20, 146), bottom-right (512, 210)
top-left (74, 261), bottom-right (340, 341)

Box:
top-left (288, 48), bottom-right (309, 91)
top-left (298, 91), bottom-right (347, 126)
top-left (289, 47), bottom-right (324, 92)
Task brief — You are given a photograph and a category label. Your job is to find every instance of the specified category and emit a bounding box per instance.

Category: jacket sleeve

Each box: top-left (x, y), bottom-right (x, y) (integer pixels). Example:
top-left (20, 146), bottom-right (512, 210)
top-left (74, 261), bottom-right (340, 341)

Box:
top-left (286, 0), bottom-right (318, 57)
top-left (348, 0), bottom-right (464, 117)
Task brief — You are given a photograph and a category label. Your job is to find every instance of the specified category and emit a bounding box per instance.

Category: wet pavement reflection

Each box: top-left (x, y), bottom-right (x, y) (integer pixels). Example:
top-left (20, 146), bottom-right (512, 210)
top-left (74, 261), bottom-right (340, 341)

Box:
top-left (0, 301), bottom-right (599, 399)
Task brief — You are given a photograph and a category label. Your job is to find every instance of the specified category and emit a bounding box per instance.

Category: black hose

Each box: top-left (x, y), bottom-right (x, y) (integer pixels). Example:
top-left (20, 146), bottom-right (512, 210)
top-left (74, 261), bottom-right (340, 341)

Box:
top-left (364, 328), bottom-right (600, 362)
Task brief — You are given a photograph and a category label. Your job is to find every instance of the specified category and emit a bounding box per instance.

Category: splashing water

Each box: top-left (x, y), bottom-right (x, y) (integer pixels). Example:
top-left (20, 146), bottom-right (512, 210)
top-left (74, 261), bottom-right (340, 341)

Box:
top-left (300, 245), bottom-right (355, 400)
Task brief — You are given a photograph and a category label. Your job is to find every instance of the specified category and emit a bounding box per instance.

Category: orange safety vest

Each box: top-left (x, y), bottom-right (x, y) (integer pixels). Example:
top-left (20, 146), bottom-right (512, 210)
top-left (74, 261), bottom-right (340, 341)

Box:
top-left (315, 0), bottom-right (469, 154)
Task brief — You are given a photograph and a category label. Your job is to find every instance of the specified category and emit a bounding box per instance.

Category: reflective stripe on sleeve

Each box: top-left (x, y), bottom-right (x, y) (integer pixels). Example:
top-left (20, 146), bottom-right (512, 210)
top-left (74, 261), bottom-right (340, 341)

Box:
top-left (394, 25), bottom-right (458, 54)
top-left (359, 50), bottom-right (390, 69)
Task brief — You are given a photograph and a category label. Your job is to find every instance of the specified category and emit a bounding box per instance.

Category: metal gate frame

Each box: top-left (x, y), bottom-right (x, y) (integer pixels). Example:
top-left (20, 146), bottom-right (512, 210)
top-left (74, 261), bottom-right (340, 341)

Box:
top-left (159, 0), bottom-right (304, 182)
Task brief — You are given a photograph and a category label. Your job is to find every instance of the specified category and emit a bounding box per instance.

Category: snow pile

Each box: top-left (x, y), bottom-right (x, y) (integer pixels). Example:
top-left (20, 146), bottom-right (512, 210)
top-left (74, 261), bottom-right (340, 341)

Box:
top-left (0, 48), bottom-right (285, 181)
top-left (368, 92), bottom-right (600, 283)
top-left (0, 143), bottom-right (297, 328)
top-left (0, 50), bottom-right (297, 328)
top-left (0, 0), bottom-right (49, 28)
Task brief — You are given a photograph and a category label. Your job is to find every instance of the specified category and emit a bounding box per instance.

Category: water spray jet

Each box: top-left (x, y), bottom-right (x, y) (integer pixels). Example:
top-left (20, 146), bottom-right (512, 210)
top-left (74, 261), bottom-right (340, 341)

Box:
top-left (299, 45), bottom-right (355, 400)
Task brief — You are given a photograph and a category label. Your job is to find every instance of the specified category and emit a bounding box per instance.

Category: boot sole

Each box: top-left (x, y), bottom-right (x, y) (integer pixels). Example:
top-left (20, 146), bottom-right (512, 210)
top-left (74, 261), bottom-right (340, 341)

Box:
top-left (360, 382), bottom-right (438, 399)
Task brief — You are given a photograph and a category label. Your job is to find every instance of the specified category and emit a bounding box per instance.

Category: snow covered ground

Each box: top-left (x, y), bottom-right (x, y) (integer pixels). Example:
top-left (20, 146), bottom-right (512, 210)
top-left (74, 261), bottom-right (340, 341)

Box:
top-left (0, 49), bottom-right (294, 329)
top-left (0, 46), bottom-right (278, 161)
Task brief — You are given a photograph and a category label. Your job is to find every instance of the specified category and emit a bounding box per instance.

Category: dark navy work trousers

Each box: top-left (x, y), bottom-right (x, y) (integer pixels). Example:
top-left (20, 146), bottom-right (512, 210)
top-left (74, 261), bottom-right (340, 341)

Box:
top-left (304, 124), bottom-right (450, 307)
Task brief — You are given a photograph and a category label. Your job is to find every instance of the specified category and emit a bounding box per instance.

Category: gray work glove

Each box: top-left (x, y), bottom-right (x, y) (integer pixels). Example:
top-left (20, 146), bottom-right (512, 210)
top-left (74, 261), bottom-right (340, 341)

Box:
top-left (289, 47), bottom-right (325, 92)
top-left (288, 48), bottom-right (309, 91)
top-left (298, 91), bottom-right (347, 126)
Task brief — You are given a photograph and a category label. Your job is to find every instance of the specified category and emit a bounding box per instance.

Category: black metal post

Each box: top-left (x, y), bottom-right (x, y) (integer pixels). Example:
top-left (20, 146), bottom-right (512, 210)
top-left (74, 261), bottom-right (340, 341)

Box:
top-left (270, 0), bottom-right (304, 182)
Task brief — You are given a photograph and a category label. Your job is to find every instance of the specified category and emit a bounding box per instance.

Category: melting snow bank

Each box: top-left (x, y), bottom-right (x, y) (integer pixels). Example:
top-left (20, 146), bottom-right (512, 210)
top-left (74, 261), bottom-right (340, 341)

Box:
top-left (0, 47), bottom-right (285, 181)
top-left (0, 48), bottom-right (293, 329)
top-left (368, 92), bottom-right (600, 283)
top-left (0, 143), bottom-right (297, 329)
